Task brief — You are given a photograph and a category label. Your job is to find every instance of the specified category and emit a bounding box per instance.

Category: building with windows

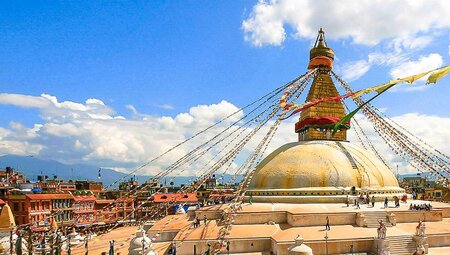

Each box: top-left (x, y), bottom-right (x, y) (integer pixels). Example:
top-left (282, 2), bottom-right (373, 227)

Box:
top-left (7, 193), bottom-right (72, 229)
top-left (72, 191), bottom-right (96, 228)
top-left (50, 193), bottom-right (74, 226)
top-left (94, 199), bottom-right (117, 225)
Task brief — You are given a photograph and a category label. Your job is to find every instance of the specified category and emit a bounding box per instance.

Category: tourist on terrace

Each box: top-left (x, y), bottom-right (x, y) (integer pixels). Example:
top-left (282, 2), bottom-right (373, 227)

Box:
top-left (109, 240), bottom-right (115, 255)
top-left (371, 196), bottom-right (375, 208)
top-left (384, 197), bottom-right (388, 208)
top-left (402, 194), bottom-right (407, 203)
top-left (325, 216), bottom-right (330, 230)
top-left (394, 196), bottom-right (400, 207)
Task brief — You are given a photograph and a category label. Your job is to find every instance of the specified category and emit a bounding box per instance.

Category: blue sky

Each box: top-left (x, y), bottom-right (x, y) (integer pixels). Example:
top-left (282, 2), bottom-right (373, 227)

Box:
top-left (0, 1), bottom-right (449, 174)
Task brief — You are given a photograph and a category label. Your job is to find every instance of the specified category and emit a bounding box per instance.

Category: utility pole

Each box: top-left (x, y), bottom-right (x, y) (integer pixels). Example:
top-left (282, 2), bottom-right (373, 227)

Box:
top-left (67, 236), bottom-right (71, 255)
top-left (27, 228), bottom-right (33, 255)
top-left (84, 233), bottom-right (89, 255)
top-left (396, 165), bottom-right (399, 180)
top-left (10, 229), bottom-right (13, 255)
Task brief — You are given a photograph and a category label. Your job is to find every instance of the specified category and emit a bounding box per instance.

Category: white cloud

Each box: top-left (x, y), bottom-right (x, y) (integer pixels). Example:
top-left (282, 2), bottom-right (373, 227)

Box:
top-left (337, 50), bottom-right (442, 84)
top-left (125, 104), bottom-right (138, 115)
top-left (0, 93), bottom-right (243, 176)
top-left (389, 35), bottom-right (434, 53)
top-left (340, 60), bottom-right (371, 82)
top-left (390, 53), bottom-right (443, 79)
top-left (243, 0), bottom-right (450, 46)
top-left (156, 104), bottom-right (175, 110)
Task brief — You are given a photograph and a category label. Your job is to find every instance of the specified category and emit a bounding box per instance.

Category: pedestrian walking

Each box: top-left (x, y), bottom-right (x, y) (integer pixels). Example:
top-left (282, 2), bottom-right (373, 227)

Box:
top-left (109, 240), bottom-right (115, 255)
top-left (356, 201), bottom-right (360, 209)
top-left (384, 197), bottom-right (388, 208)
top-left (325, 216), bottom-right (330, 230)
top-left (371, 196), bottom-right (376, 208)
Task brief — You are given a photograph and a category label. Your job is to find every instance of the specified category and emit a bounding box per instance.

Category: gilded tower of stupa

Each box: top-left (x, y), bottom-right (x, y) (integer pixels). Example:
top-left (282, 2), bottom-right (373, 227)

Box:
top-left (296, 28), bottom-right (348, 141)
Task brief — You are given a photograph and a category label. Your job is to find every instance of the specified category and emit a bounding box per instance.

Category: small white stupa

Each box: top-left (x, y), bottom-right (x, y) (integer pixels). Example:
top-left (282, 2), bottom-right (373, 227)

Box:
top-left (288, 235), bottom-right (313, 255)
top-left (128, 228), bottom-right (157, 255)
top-left (68, 228), bottom-right (83, 245)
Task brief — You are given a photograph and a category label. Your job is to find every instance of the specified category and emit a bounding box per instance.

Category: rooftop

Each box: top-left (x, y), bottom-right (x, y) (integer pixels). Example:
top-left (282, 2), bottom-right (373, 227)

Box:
top-left (25, 193), bottom-right (73, 200)
top-left (153, 193), bottom-right (198, 203)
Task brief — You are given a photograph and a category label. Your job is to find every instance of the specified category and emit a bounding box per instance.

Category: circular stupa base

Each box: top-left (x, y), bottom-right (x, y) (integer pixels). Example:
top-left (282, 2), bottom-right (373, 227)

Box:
top-left (247, 186), bottom-right (405, 203)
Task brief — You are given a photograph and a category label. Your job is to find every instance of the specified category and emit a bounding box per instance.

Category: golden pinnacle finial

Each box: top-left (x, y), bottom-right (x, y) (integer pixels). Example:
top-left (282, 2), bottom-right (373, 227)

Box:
top-left (315, 27), bottom-right (327, 48)
top-left (308, 27), bottom-right (335, 69)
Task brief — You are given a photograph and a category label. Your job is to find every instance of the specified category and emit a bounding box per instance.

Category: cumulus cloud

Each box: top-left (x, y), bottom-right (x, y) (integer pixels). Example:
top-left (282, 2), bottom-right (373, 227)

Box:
top-left (0, 93), bottom-right (243, 176)
top-left (390, 53), bottom-right (443, 79)
top-left (340, 60), bottom-right (371, 82)
top-left (336, 39), bottom-right (444, 84)
top-left (242, 0), bottom-right (450, 47)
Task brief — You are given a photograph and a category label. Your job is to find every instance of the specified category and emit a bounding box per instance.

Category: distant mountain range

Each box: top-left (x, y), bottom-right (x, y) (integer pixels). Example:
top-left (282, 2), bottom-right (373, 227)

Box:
top-left (0, 155), bottom-right (241, 188)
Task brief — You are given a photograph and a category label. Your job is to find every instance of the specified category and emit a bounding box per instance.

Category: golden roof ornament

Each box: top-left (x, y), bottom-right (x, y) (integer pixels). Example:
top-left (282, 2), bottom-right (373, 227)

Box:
top-left (308, 28), bottom-right (335, 69)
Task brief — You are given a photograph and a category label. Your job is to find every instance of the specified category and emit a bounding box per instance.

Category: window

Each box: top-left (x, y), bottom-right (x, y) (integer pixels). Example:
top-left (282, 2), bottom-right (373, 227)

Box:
top-left (13, 202), bottom-right (19, 212)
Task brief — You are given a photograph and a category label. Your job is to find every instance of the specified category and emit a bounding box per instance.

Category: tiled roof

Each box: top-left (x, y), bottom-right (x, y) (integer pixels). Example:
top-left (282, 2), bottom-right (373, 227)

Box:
top-left (152, 193), bottom-right (198, 203)
top-left (26, 193), bottom-right (73, 200)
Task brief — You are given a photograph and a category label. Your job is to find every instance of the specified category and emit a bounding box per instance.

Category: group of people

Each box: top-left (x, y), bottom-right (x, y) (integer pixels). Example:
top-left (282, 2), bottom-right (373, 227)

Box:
top-left (409, 203), bottom-right (433, 211)
top-left (345, 192), bottom-right (411, 209)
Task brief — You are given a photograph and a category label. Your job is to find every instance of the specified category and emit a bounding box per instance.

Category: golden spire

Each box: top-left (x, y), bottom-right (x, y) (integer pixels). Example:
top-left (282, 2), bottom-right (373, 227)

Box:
top-left (297, 28), bottom-right (348, 141)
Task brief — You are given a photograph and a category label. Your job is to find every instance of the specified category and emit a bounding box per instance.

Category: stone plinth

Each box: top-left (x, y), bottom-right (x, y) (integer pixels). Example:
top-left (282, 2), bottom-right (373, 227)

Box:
top-left (373, 238), bottom-right (390, 255)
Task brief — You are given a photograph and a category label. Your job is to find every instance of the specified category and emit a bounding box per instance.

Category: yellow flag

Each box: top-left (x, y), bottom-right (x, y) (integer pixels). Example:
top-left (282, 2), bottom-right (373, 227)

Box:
top-left (351, 81), bottom-right (397, 99)
top-left (398, 70), bottom-right (433, 84)
top-left (427, 66), bottom-right (450, 84)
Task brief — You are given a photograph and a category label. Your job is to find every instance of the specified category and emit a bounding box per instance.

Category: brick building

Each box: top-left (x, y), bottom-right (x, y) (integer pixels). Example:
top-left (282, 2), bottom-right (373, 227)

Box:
top-left (72, 191), bottom-right (96, 227)
top-left (94, 199), bottom-right (117, 224)
top-left (7, 193), bottom-right (73, 228)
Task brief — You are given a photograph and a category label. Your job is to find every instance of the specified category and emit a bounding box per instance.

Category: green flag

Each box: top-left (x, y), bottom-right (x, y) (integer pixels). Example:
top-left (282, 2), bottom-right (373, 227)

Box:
top-left (332, 84), bottom-right (395, 136)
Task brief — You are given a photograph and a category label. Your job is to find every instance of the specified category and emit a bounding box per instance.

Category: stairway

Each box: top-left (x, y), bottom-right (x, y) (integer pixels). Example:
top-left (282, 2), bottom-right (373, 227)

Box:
top-left (336, 142), bottom-right (358, 169)
top-left (363, 211), bottom-right (393, 228)
top-left (387, 235), bottom-right (417, 255)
